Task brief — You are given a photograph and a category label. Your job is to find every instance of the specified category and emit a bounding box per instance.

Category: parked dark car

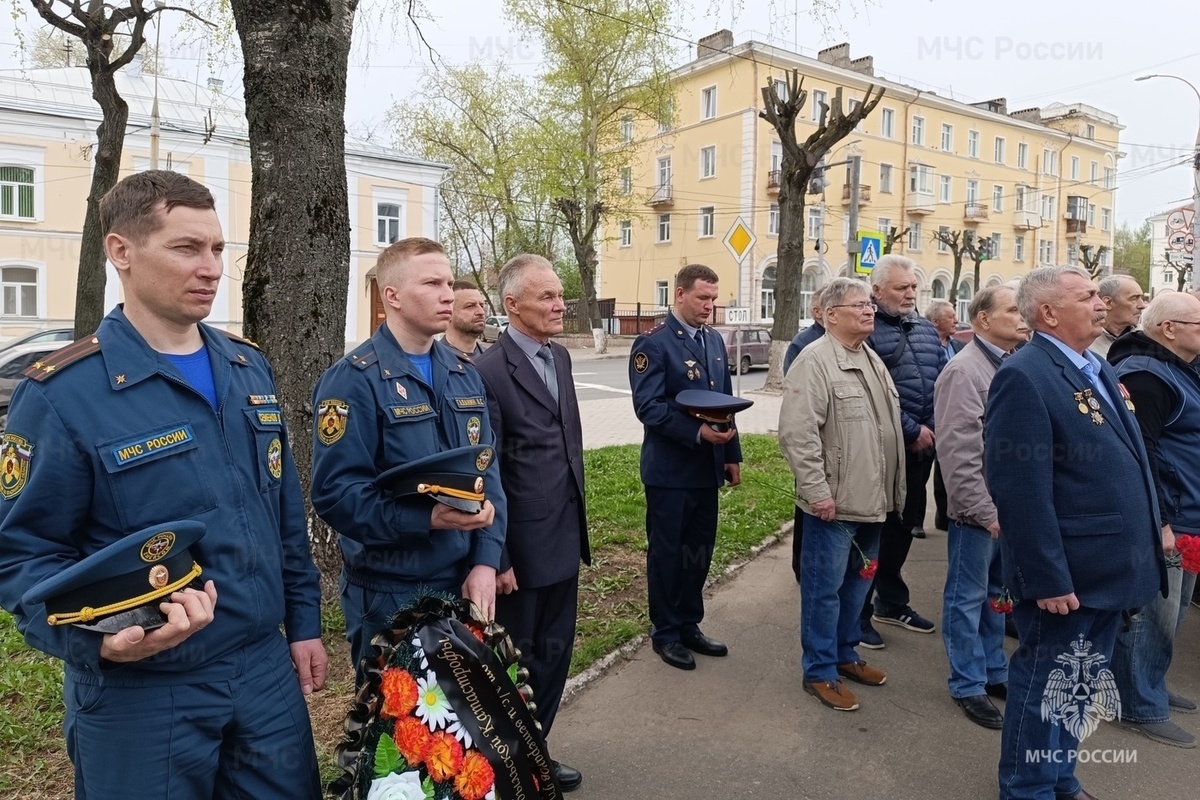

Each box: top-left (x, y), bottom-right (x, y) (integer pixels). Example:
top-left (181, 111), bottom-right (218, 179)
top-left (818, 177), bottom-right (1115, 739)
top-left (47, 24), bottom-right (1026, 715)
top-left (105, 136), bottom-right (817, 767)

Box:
top-left (714, 326), bottom-right (772, 374)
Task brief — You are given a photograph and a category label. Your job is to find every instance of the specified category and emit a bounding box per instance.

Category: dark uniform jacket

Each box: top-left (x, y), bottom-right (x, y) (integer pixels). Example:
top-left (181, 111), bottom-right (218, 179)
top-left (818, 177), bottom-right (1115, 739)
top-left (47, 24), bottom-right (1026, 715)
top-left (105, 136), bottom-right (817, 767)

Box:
top-left (867, 309), bottom-right (946, 444)
top-left (0, 307), bottom-right (321, 685)
top-left (629, 311), bottom-right (742, 489)
top-left (310, 323), bottom-right (506, 591)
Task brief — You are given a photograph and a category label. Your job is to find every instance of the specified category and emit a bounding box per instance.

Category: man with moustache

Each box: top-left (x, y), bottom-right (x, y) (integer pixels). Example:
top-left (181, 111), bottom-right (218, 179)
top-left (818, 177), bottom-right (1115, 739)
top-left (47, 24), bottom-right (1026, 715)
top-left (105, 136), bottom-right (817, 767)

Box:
top-left (445, 279), bottom-right (487, 358)
top-left (311, 237), bottom-right (506, 683)
top-left (1089, 274), bottom-right (1146, 359)
top-left (475, 254), bottom-right (589, 791)
top-left (985, 266), bottom-right (1165, 800)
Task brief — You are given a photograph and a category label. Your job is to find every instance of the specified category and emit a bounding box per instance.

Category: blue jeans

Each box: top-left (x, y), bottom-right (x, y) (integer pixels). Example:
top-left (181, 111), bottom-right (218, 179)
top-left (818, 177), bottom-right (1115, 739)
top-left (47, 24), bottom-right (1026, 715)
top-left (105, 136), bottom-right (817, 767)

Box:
top-left (1111, 565), bottom-right (1196, 723)
top-left (799, 513), bottom-right (881, 682)
top-left (942, 521), bottom-right (1008, 698)
top-left (999, 603), bottom-right (1120, 800)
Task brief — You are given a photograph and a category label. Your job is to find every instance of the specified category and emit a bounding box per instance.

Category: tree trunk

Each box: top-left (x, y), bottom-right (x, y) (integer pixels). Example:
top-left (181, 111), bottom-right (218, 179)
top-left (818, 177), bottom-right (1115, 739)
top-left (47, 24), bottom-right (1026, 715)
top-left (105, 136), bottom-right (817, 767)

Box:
top-left (74, 64), bottom-right (128, 337)
top-left (230, 0), bottom-right (358, 592)
top-left (949, 253), bottom-right (963, 306)
top-left (763, 175), bottom-right (805, 392)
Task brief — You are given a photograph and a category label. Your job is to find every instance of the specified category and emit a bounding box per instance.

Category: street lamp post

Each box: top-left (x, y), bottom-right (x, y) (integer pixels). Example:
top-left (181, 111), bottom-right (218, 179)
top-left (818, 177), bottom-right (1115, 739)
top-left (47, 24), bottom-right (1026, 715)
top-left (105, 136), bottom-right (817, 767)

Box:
top-left (1137, 73), bottom-right (1200, 285)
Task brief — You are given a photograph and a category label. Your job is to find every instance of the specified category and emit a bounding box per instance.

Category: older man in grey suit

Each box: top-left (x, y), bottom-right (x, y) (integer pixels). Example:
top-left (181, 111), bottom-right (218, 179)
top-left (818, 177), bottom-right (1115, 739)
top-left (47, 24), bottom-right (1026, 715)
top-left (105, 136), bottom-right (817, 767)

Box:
top-left (475, 254), bottom-right (590, 792)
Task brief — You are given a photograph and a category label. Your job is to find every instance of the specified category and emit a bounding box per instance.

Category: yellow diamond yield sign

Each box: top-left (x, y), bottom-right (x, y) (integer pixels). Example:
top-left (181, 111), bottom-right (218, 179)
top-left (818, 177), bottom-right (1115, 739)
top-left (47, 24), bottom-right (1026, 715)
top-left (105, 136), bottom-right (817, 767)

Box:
top-left (723, 217), bottom-right (757, 264)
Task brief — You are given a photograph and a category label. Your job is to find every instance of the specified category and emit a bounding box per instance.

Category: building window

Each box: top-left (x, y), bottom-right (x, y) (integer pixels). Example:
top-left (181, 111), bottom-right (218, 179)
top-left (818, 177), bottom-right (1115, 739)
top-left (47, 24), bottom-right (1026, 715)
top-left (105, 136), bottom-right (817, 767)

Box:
top-left (1, 266), bottom-right (37, 317)
top-left (657, 213), bottom-right (671, 243)
top-left (1085, 123), bottom-right (1096, 140)
top-left (1090, 161), bottom-right (1099, 184)
top-left (1042, 194), bottom-right (1056, 219)
top-left (620, 167), bottom-right (632, 195)
top-left (699, 206), bottom-right (715, 238)
top-left (937, 225), bottom-right (950, 253)
top-left (807, 207), bottom-right (822, 240)
top-left (1067, 243), bottom-right (1080, 265)
top-left (619, 219), bottom-right (632, 247)
top-left (879, 163), bottom-right (893, 193)
top-left (909, 164), bottom-right (933, 194)
top-left (1015, 185), bottom-right (1027, 211)
top-left (880, 108), bottom-right (895, 138)
top-left (957, 281), bottom-right (972, 320)
top-left (1100, 248), bottom-right (1111, 269)
top-left (1039, 238), bottom-right (1054, 264)
top-left (1166, 269), bottom-right (1176, 284)
top-left (1104, 167), bottom-right (1116, 189)
top-left (657, 156), bottom-right (672, 189)
top-left (990, 233), bottom-right (1001, 261)
top-left (812, 90), bottom-right (827, 121)
top-left (967, 130), bottom-right (980, 158)
top-left (1043, 148), bottom-right (1058, 176)
top-left (848, 98), bottom-right (863, 131)
top-left (800, 269), bottom-right (818, 320)
top-left (1070, 156), bottom-right (1080, 181)
top-left (994, 137), bottom-right (1006, 164)
top-left (1014, 235), bottom-right (1025, 262)
top-left (770, 141), bottom-right (782, 173)
top-left (912, 115), bottom-right (926, 146)
top-left (877, 217), bottom-right (891, 235)
top-left (376, 203), bottom-right (402, 245)
top-left (0, 167), bottom-right (35, 220)
top-left (620, 116), bottom-right (633, 142)
top-left (772, 78), bottom-right (789, 102)
top-left (1087, 203), bottom-right (1095, 227)
top-left (939, 175), bottom-right (952, 204)
top-left (908, 222), bottom-right (922, 251)
top-left (932, 278), bottom-right (946, 299)
top-left (655, 280), bottom-right (669, 308)
top-left (760, 266), bottom-right (777, 319)
top-left (992, 184), bottom-right (1004, 212)
top-left (966, 179), bottom-right (979, 204)
top-left (701, 86), bottom-right (717, 120)
top-left (1017, 142), bottom-right (1028, 170)
top-left (700, 146), bottom-right (716, 179)
top-left (941, 123), bottom-right (953, 152)
top-left (768, 203), bottom-right (780, 236)
top-left (1101, 207), bottom-right (1112, 231)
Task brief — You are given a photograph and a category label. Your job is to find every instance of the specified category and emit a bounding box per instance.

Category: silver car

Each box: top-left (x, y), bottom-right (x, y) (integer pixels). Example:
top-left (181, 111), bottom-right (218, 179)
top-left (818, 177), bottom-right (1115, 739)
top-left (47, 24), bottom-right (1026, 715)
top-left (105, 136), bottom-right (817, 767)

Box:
top-left (482, 315), bottom-right (509, 343)
top-left (0, 341), bottom-right (69, 432)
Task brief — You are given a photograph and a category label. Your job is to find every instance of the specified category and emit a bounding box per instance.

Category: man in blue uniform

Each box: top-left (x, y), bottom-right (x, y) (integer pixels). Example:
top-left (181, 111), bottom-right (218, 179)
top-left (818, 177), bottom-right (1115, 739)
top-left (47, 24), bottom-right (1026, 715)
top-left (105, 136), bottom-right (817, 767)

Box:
top-left (0, 171), bottom-right (325, 798)
top-left (310, 237), bottom-right (505, 682)
top-left (630, 263), bottom-right (742, 671)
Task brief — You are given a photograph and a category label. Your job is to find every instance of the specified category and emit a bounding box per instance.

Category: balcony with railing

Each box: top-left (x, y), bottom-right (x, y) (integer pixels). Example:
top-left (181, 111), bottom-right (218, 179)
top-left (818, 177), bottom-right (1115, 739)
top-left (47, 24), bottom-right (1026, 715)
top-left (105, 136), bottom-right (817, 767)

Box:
top-left (647, 184), bottom-right (673, 207)
top-left (964, 202), bottom-right (989, 223)
top-left (767, 170), bottom-right (781, 194)
top-left (1012, 209), bottom-right (1042, 230)
top-left (1065, 217), bottom-right (1087, 237)
top-left (906, 192), bottom-right (935, 215)
top-left (841, 184), bottom-right (872, 206)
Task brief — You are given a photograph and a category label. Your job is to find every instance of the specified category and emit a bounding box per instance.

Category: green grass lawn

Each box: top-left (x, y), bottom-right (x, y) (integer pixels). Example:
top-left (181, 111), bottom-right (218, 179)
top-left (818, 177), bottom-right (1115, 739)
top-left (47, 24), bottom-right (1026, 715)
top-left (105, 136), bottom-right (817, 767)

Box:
top-left (0, 434), bottom-right (795, 797)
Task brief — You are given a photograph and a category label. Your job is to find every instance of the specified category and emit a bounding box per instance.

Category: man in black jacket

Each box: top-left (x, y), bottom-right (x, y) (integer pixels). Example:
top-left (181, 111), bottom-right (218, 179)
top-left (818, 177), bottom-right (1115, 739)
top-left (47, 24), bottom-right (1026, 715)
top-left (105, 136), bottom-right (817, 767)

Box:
top-left (860, 255), bottom-right (947, 649)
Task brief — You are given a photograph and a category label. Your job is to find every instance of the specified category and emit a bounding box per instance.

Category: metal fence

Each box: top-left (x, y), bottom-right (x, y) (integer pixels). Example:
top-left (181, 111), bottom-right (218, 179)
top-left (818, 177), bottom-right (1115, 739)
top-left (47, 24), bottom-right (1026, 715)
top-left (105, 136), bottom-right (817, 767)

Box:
top-left (563, 301), bottom-right (730, 335)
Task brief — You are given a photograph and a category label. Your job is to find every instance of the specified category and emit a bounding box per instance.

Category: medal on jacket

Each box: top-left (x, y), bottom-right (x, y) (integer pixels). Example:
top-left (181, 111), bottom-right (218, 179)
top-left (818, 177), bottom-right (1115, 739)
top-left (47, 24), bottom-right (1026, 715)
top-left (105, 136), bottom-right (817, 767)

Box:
top-left (685, 360), bottom-right (697, 381)
top-left (1074, 389), bottom-right (1104, 425)
top-left (1117, 382), bottom-right (1136, 412)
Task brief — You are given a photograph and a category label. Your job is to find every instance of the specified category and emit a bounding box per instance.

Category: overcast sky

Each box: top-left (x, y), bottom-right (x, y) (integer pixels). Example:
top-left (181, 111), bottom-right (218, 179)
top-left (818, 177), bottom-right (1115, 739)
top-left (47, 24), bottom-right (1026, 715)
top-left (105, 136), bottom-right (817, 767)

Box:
top-left (5, 0), bottom-right (1197, 227)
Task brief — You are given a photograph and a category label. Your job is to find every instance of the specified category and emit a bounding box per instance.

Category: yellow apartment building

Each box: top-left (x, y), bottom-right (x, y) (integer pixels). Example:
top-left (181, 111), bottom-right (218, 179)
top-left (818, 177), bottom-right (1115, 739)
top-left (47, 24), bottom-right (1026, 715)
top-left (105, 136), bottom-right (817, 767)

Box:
top-left (0, 65), bottom-right (447, 348)
top-left (600, 31), bottom-right (1122, 325)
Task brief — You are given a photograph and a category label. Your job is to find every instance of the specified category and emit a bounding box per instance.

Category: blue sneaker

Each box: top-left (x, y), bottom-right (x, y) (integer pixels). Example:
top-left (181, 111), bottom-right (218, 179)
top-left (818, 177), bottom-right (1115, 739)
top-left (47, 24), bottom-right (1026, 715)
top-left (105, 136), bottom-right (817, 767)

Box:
top-left (873, 606), bottom-right (936, 633)
top-left (859, 619), bottom-right (885, 649)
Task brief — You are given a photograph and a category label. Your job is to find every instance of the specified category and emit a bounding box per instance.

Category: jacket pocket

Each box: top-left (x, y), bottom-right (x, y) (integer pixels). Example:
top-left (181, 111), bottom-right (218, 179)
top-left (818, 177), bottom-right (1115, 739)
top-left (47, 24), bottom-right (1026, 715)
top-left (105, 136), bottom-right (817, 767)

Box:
top-left (243, 407), bottom-right (284, 493)
top-left (832, 383), bottom-right (868, 421)
top-left (96, 422), bottom-right (218, 530)
top-left (509, 498), bottom-right (549, 523)
top-left (1058, 512), bottom-right (1122, 537)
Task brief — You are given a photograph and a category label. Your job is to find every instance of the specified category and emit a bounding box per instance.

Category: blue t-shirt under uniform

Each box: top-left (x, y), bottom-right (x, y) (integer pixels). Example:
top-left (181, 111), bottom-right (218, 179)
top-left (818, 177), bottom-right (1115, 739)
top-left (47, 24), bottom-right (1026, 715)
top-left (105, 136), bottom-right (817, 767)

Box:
top-left (165, 345), bottom-right (218, 409)
top-left (406, 351), bottom-right (433, 386)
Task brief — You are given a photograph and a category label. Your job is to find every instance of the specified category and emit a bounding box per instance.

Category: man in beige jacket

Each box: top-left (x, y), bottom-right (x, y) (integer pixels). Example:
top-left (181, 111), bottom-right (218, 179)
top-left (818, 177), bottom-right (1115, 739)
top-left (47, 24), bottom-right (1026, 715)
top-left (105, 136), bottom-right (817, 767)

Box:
top-left (779, 277), bottom-right (906, 712)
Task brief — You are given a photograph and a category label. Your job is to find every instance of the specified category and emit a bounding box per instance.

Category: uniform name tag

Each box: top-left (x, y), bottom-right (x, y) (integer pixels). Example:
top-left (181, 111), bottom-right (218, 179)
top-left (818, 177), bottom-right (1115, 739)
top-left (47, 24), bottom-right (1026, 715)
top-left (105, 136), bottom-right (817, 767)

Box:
top-left (255, 410), bottom-right (282, 425)
top-left (112, 425), bottom-right (196, 466)
top-left (392, 404), bottom-right (434, 418)
top-left (453, 396), bottom-right (486, 409)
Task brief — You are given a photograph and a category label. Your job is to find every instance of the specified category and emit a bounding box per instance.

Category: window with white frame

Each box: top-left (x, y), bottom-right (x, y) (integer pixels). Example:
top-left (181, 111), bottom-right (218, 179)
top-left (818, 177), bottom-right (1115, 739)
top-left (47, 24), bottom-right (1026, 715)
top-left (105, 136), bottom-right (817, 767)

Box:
top-left (1085, 123), bottom-right (1096, 140)
top-left (967, 130), bottom-right (980, 158)
top-left (966, 179), bottom-right (979, 204)
top-left (848, 98), bottom-right (862, 131)
top-left (760, 266), bottom-right (777, 320)
top-left (1090, 161), bottom-right (1099, 185)
top-left (908, 222), bottom-right (923, 251)
top-left (1039, 238), bottom-right (1054, 264)
top-left (1070, 156), bottom-right (1080, 181)
top-left (941, 123), bottom-right (953, 151)
top-left (619, 219), bottom-right (632, 247)
top-left (655, 280), bottom-right (669, 308)
top-left (1100, 248), bottom-right (1111, 269)
top-left (1101, 207), bottom-right (1112, 231)
top-left (1067, 243), bottom-right (1079, 265)
top-left (701, 86), bottom-right (717, 120)
top-left (1017, 142), bottom-right (1028, 169)
top-left (620, 116), bottom-right (634, 142)
top-left (657, 213), bottom-right (671, 242)
top-left (620, 167), bottom-right (632, 195)
top-left (656, 156), bottom-right (672, 189)
top-left (1015, 185), bottom-right (1027, 211)
top-left (376, 202), bottom-right (402, 245)
top-left (807, 207), bottom-right (822, 240)
top-left (1041, 194), bottom-right (1056, 219)
top-left (912, 115), bottom-right (926, 146)
top-left (939, 175), bottom-right (952, 204)
top-left (800, 269), bottom-right (818, 320)
top-left (770, 141), bottom-right (783, 172)
top-left (699, 206), bottom-right (715, 238)
top-left (932, 278), bottom-right (946, 299)
top-left (769, 203), bottom-right (780, 235)
top-left (1166, 268), bottom-right (1176, 284)
top-left (773, 78), bottom-right (789, 102)
top-left (957, 281), bottom-right (972, 320)
top-left (1087, 203), bottom-right (1095, 227)
top-left (994, 137), bottom-right (1006, 164)
top-left (880, 108), bottom-right (895, 138)
top-left (877, 218), bottom-right (891, 235)
top-left (937, 225), bottom-right (950, 253)
top-left (910, 164), bottom-right (933, 193)
top-left (1043, 148), bottom-right (1058, 176)
top-left (990, 232), bottom-right (1001, 260)
top-left (992, 184), bottom-right (1004, 212)
top-left (1014, 234), bottom-right (1025, 262)
top-left (1104, 167), bottom-right (1116, 189)
top-left (0, 167), bottom-right (35, 220)
top-left (879, 163), bottom-right (893, 193)
top-left (1, 266), bottom-right (37, 317)
top-left (700, 146), bottom-right (716, 179)
top-left (812, 90), bottom-right (827, 121)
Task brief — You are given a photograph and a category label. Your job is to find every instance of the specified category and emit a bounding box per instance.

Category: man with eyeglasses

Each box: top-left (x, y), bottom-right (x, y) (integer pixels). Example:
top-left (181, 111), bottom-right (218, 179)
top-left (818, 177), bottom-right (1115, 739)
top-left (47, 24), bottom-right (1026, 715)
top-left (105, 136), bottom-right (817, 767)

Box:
top-left (1106, 291), bottom-right (1200, 748)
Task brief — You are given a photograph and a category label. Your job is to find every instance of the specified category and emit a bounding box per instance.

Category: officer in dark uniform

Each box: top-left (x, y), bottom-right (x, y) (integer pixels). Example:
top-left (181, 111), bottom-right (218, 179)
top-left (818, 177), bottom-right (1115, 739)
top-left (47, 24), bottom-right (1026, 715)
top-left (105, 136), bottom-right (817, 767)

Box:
top-left (629, 263), bottom-right (743, 671)
top-left (0, 171), bottom-right (324, 798)
top-left (311, 237), bottom-right (506, 683)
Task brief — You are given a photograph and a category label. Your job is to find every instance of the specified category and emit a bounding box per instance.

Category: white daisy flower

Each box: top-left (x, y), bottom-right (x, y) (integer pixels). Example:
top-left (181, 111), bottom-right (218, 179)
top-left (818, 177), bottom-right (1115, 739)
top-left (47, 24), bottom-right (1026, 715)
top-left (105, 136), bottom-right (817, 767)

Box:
top-left (414, 671), bottom-right (454, 730)
top-left (447, 716), bottom-right (474, 749)
top-left (411, 635), bottom-right (429, 670)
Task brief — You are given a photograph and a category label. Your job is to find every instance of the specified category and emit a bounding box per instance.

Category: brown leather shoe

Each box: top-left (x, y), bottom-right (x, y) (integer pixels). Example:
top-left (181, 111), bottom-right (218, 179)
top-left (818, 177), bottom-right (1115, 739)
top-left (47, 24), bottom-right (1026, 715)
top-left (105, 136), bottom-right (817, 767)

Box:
top-left (804, 679), bottom-right (859, 711)
top-left (1055, 790), bottom-right (1099, 800)
top-left (837, 660), bottom-right (887, 686)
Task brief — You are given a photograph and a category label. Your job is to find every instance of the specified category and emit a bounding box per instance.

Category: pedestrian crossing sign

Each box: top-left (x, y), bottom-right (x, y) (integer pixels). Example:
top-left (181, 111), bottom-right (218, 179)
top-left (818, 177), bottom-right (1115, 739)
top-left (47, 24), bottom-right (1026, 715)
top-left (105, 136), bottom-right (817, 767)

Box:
top-left (856, 230), bottom-right (885, 275)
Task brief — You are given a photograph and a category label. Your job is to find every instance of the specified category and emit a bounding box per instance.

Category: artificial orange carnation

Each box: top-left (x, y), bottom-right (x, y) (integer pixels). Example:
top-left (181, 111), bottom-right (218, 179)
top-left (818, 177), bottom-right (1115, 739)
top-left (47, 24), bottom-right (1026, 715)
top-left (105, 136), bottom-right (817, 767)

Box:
top-left (424, 730), bottom-right (465, 782)
top-left (463, 621), bottom-right (487, 642)
top-left (380, 668), bottom-right (420, 719)
top-left (393, 715), bottom-right (433, 764)
top-left (454, 750), bottom-right (495, 800)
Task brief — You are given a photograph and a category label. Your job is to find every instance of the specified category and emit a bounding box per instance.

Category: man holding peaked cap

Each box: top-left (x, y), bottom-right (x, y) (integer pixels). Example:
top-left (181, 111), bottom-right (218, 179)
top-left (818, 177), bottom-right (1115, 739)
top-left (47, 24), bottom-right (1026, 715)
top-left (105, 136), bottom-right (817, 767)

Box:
top-left (630, 263), bottom-right (747, 671)
top-left (0, 171), bottom-right (325, 798)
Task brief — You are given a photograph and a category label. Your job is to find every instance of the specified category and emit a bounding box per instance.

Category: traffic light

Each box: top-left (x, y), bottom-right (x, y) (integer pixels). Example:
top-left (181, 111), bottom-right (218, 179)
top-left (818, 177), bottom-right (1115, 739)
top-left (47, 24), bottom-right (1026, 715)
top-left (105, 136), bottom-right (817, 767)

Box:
top-left (808, 158), bottom-right (829, 194)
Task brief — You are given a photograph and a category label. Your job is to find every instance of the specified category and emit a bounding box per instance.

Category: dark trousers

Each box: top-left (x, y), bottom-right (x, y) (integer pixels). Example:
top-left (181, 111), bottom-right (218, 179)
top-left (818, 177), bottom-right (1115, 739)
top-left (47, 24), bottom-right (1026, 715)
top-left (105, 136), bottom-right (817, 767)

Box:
top-left (863, 447), bottom-right (935, 619)
top-left (933, 458), bottom-right (950, 531)
top-left (645, 485), bottom-right (719, 645)
top-left (495, 574), bottom-right (579, 739)
top-left (791, 503), bottom-right (804, 583)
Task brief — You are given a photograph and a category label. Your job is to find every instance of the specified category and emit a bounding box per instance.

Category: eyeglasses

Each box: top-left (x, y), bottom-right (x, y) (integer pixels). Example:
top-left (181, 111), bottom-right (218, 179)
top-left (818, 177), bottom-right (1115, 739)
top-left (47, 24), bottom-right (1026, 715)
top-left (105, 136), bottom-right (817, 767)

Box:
top-left (1160, 320), bottom-right (1200, 327)
top-left (830, 301), bottom-right (874, 312)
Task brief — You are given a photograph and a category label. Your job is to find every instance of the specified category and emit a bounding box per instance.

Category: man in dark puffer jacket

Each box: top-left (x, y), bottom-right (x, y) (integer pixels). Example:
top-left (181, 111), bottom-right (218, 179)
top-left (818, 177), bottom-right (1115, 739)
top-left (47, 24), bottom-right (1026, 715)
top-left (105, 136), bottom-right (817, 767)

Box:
top-left (859, 255), bottom-right (947, 649)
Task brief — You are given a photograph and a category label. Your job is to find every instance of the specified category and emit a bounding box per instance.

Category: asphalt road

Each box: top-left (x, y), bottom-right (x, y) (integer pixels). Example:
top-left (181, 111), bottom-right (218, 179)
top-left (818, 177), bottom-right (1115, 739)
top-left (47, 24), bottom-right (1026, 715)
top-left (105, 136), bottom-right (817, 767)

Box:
top-left (569, 356), bottom-right (768, 402)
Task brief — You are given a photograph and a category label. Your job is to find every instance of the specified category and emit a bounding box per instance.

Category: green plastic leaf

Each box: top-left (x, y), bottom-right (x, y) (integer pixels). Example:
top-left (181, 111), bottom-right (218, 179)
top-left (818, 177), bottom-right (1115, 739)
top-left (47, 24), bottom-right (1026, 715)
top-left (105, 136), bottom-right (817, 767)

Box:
top-left (373, 733), bottom-right (406, 779)
top-left (507, 662), bottom-right (519, 684)
top-left (422, 775), bottom-right (436, 799)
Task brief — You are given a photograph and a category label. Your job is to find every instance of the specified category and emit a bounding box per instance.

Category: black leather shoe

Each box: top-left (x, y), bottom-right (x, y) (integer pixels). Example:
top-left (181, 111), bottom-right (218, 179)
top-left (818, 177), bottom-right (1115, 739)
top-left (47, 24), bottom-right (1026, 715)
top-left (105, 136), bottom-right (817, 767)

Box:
top-left (955, 694), bottom-right (1004, 729)
top-left (652, 640), bottom-right (696, 670)
top-left (911, 526), bottom-right (928, 539)
top-left (680, 631), bottom-right (728, 657)
top-left (1055, 790), bottom-right (1099, 800)
top-left (551, 760), bottom-right (582, 792)
top-left (985, 682), bottom-right (1008, 701)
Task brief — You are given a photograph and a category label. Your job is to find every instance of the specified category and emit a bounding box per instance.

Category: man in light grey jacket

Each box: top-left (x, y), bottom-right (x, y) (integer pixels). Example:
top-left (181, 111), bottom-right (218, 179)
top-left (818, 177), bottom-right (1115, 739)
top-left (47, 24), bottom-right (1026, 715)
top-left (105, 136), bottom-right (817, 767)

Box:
top-left (779, 277), bottom-right (905, 713)
top-left (933, 284), bottom-right (1028, 729)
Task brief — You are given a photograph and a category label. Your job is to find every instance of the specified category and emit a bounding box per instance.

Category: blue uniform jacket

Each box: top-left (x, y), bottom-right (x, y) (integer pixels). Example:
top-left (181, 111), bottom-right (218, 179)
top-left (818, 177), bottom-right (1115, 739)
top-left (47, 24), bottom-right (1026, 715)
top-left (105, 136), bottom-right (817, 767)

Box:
top-left (0, 307), bottom-right (321, 685)
top-left (629, 311), bottom-right (743, 489)
top-left (310, 324), bottom-right (505, 591)
top-left (984, 333), bottom-right (1166, 610)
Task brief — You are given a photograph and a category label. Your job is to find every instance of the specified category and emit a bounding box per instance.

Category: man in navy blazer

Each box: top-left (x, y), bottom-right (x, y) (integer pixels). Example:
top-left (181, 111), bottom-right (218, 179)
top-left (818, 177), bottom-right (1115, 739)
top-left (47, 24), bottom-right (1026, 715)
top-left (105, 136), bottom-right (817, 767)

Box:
top-left (985, 266), bottom-right (1166, 800)
top-left (474, 254), bottom-right (590, 792)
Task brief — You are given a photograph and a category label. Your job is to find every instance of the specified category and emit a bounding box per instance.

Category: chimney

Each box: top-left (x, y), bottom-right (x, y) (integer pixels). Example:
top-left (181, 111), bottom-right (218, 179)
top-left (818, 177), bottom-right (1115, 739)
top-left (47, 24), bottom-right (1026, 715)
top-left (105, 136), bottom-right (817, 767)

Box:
top-left (206, 77), bottom-right (224, 92)
top-left (971, 97), bottom-right (1008, 115)
top-left (696, 30), bottom-right (734, 60)
top-left (849, 55), bottom-right (874, 76)
top-left (817, 43), bottom-right (851, 66)
top-left (1009, 107), bottom-right (1042, 124)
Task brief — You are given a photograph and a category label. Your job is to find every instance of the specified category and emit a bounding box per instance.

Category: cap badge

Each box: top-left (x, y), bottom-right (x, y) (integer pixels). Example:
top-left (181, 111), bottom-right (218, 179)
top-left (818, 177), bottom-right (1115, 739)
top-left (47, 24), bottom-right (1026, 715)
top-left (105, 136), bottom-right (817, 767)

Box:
top-left (140, 531), bottom-right (176, 563)
top-left (148, 565), bottom-right (170, 589)
top-left (476, 447), bottom-right (493, 472)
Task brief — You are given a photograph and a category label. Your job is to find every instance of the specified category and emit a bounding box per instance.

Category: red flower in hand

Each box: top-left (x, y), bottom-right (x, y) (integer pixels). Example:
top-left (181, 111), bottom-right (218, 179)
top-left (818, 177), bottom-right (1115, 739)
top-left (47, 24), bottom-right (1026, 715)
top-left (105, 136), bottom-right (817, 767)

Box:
top-left (1176, 534), bottom-right (1200, 574)
top-left (859, 558), bottom-right (878, 579)
top-left (989, 588), bottom-right (1014, 614)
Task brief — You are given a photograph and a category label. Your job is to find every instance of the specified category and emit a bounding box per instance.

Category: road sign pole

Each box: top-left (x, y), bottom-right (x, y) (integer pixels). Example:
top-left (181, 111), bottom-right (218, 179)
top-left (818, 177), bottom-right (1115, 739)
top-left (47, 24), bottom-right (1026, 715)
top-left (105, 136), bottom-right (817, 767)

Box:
top-left (846, 155), bottom-right (862, 270)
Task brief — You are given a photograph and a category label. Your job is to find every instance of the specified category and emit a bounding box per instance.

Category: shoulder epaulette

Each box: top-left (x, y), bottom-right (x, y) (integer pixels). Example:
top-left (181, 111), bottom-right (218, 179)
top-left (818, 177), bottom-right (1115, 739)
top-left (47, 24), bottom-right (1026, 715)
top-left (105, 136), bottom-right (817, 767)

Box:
top-left (453, 350), bottom-right (475, 365)
top-left (349, 343), bottom-right (378, 371)
top-left (24, 333), bottom-right (102, 382)
top-left (645, 323), bottom-right (666, 335)
top-left (220, 329), bottom-right (262, 351)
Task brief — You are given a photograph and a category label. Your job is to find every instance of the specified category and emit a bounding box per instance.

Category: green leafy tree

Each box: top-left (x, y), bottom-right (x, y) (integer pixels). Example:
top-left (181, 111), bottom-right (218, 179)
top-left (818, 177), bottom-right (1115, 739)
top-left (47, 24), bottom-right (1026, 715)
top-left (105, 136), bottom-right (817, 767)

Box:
top-left (1113, 220), bottom-right (1152, 290)
top-left (555, 258), bottom-right (582, 301)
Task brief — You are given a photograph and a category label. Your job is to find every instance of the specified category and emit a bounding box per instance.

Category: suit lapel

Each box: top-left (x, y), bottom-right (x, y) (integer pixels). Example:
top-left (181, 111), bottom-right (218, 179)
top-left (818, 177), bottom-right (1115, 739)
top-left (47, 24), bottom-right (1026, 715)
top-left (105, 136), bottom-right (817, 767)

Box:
top-left (502, 335), bottom-right (560, 419)
top-left (1037, 336), bottom-right (1138, 457)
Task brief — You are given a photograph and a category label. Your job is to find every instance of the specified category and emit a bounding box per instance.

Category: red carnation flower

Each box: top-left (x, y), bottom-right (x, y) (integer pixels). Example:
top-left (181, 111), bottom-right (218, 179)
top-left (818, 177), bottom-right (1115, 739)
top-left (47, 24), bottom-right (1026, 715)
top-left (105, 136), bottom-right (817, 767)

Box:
top-left (380, 668), bottom-right (419, 719)
top-left (1176, 534), bottom-right (1200, 574)
top-left (859, 558), bottom-right (879, 580)
top-left (393, 715), bottom-right (432, 765)
top-left (454, 750), bottom-right (495, 800)
top-left (425, 730), bottom-right (465, 782)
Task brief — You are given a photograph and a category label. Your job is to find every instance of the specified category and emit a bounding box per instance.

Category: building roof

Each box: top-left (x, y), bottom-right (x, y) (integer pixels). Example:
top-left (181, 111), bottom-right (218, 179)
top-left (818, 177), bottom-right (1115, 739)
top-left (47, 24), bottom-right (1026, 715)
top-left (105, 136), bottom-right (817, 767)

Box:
top-left (0, 66), bottom-right (447, 170)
